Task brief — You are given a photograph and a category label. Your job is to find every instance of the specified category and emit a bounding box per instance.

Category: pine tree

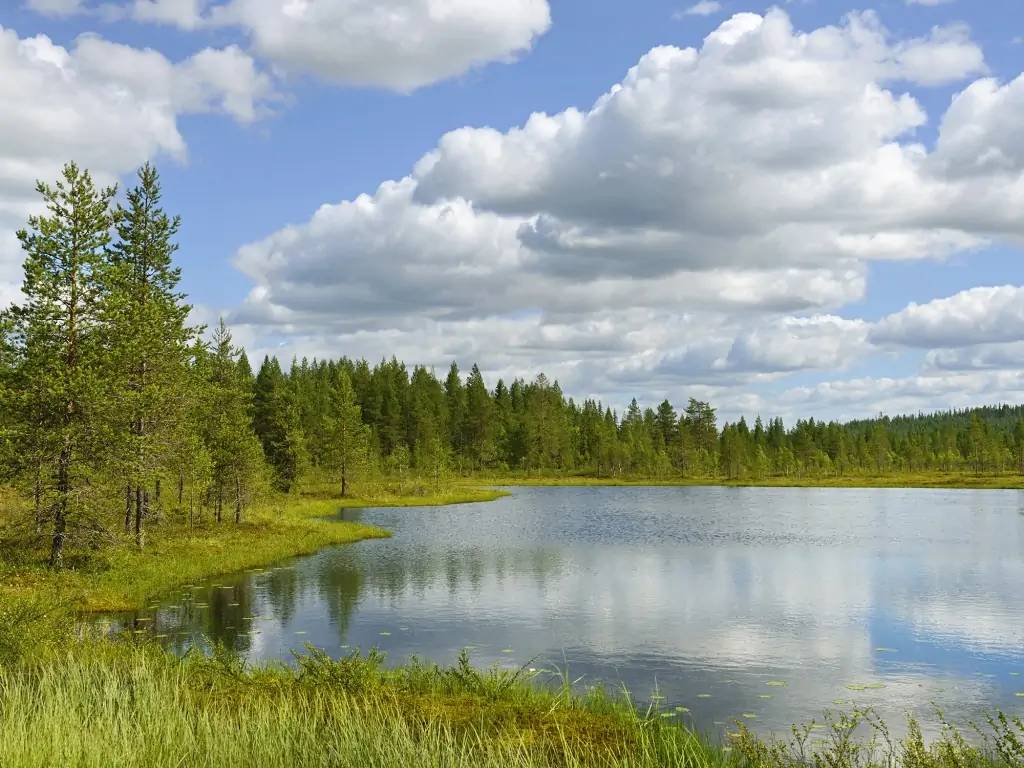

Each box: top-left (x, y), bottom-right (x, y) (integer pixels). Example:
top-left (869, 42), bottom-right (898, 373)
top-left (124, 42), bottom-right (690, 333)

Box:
top-left (105, 164), bottom-right (196, 548)
top-left (3, 163), bottom-right (116, 568)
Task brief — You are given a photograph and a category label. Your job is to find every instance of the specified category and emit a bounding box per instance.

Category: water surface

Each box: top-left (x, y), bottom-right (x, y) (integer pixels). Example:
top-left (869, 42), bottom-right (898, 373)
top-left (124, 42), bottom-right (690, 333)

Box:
top-left (114, 486), bottom-right (1024, 734)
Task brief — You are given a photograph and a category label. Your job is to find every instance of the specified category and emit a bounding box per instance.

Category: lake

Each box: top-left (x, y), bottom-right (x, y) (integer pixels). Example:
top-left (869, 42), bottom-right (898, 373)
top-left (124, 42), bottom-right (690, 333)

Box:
top-left (113, 485), bottom-right (1024, 734)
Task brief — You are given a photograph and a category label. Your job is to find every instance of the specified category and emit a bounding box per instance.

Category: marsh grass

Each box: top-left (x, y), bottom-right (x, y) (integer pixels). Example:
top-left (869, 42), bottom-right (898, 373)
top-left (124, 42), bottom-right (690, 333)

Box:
top-left (0, 638), bottom-right (728, 768)
top-left (1, 634), bottom-right (1023, 768)
top-left (730, 707), bottom-right (1024, 768)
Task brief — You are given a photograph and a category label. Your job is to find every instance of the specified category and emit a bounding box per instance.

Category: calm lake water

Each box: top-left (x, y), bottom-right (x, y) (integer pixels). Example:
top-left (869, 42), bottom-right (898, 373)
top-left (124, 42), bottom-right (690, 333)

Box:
top-left (112, 486), bottom-right (1024, 734)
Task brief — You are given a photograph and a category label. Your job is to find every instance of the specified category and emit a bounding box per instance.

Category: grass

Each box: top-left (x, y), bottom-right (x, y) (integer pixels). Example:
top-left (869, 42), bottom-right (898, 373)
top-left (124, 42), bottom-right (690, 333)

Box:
top-left (0, 484), bottom-right (506, 613)
top-left (0, 625), bottom-right (730, 768)
top-left (466, 472), bottom-right (1024, 490)
top-left (2, 478), bottom-right (1024, 766)
top-left (0, 623), bottom-right (1022, 768)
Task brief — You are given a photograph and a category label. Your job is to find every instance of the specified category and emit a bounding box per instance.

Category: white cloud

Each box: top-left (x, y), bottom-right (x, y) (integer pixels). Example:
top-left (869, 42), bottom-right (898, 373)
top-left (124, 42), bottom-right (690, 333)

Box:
top-left (29, 0), bottom-right (553, 92)
top-left (777, 370), bottom-right (1024, 423)
top-left (933, 74), bottom-right (1024, 177)
top-left (872, 286), bottom-right (1024, 348)
top-left (81, 0), bottom-right (551, 92)
top-left (926, 343), bottom-right (1024, 371)
top-left (23, 0), bottom-right (85, 16)
top-left (893, 23), bottom-right (986, 87)
top-left (675, 1), bottom-right (722, 18)
top-left (0, 25), bottom-right (274, 304)
top-left (129, 0), bottom-right (206, 29)
top-left (906, 0), bottom-right (954, 6)
top-left (226, 9), bottom-right (1024, 416)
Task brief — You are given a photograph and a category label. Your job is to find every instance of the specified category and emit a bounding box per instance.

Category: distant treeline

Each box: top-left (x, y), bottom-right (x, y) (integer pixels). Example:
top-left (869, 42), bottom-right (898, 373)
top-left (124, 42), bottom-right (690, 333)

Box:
top-left (268, 356), bottom-right (1024, 483)
top-left (2, 163), bottom-right (1023, 569)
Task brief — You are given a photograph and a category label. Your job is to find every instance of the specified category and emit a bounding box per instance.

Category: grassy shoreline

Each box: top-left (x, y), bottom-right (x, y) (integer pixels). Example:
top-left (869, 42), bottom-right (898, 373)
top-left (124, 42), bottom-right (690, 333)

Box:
top-left (1, 634), bottom-right (1020, 768)
top-left (0, 485), bottom-right (506, 613)
top-left (466, 472), bottom-right (1024, 490)
top-left (3, 482), bottom-right (1024, 766)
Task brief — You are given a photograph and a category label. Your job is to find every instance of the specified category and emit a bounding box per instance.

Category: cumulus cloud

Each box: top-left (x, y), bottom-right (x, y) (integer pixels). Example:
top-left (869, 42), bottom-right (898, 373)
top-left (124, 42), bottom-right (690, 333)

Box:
top-left (0, 25), bottom-right (274, 304)
top-left (926, 343), bottom-right (1024, 372)
top-left (933, 74), bottom-right (1024, 177)
top-left (226, 9), bottom-right (1024, 419)
top-left (70, 0), bottom-right (553, 91)
top-left (872, 286), bottom-right (1024, 348)
top-left (777, 370), bottom-right (1024, 423)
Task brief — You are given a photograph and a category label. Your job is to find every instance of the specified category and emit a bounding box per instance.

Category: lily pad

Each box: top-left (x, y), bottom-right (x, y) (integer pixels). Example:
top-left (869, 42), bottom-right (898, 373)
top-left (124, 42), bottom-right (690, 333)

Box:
top-left (766, 680), bottom-right (788, 687)
top-left (742, 713), bottom-right (757, 720)
top-left (846, 682), bottom-right (886, 691)
top-left (696, 693), bottom-right (712, 699)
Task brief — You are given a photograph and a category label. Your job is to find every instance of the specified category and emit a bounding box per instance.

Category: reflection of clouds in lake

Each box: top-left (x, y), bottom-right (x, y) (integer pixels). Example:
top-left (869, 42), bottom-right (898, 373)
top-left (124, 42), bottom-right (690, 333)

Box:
top-left (104, 487), bottom-right (1024, 735)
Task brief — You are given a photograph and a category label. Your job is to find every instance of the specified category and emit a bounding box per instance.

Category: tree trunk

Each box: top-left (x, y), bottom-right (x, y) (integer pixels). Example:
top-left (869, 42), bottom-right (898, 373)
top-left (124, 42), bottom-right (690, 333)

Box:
top-left (49, 442), bottom-right (71, 569)
top-left (234, 476), bottom-right (242, 524)
top-left (124, 485), bottom-right (133, 534)
top-left (216, 482), bottom-right (223, 524)
top-left (177, 473), bottom-right (184, 510)
top-left (33, 466), bottom-right (44, 536)
top-left (134, 486), bottom-right (144, 549)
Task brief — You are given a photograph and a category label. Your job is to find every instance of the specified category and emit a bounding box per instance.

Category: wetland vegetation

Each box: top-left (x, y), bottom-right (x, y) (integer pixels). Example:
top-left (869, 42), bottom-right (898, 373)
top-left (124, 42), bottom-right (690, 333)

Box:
top-left (2, 162), bottom-right (1024, 766)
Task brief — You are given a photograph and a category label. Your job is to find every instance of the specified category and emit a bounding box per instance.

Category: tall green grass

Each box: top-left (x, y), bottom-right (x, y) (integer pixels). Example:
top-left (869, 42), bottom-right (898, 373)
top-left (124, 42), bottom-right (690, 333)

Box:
top-left (0, 639), bottom-right (726, 768)
top-left (1, 626), bottom-right (1023, 768)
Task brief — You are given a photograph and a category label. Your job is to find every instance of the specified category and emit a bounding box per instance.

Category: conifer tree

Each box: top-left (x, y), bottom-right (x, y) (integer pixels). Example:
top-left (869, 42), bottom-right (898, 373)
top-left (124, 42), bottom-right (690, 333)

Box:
top-left (253, 356), bottom-right (306, 491)
top-left (105, 164), bottom-right (196, 548)
top-left (4, 164), bottom-right (116, 568)
top-left (326, 370), bottom-right (369, 496)
top-left (202, 321), bottom-right (263, 521)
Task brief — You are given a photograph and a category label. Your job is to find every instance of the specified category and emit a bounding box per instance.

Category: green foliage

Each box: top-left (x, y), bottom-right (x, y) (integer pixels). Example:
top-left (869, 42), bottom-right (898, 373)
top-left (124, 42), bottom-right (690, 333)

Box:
top-left (0, 162), bottom-right (273, 569)
top-left (3, 163), bottom-right (118, 567)
top-left (730, 708), bottom-right (1024, 768)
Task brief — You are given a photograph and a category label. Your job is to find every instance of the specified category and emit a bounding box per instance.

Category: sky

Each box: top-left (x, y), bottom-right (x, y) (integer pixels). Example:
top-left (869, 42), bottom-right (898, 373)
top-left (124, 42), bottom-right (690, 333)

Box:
top-left (1, 0), bottom-right (1023, 424)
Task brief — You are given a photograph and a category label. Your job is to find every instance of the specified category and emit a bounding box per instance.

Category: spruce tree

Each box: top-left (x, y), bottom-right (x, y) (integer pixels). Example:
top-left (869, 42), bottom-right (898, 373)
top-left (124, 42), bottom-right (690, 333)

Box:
top-left (326, 369), bottom-right (369, 497)
top-left (202, 321), bottom-right (264, 521)
top-left (253, 356), bottom-right (306, 491)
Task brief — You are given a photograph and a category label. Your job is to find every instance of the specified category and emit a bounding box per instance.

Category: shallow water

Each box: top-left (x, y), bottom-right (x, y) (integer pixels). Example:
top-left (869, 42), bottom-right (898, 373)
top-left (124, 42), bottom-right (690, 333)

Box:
top-left (108, 485), bottom-right (1024, 735)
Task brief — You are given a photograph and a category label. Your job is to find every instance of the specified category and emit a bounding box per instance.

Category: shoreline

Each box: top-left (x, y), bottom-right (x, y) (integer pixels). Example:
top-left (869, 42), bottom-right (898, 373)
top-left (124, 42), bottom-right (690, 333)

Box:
top-left (465, 472), bottom-right (1024, 490)
top-left (1, 486), bottom-right (507, 614)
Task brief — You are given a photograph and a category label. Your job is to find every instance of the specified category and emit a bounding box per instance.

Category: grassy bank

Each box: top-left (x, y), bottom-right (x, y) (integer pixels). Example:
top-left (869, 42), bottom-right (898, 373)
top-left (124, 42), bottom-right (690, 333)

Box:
top-left (0, 485), bottom-right (506, 613)
top-left (0, 628), bottom-right (1021, 768)
top-left (467, 472), bottom-right (1024, 490)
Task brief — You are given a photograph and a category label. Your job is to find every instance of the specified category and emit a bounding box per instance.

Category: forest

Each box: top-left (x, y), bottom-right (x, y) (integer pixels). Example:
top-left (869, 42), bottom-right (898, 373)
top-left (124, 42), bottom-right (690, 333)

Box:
top-left (2, 163), bottom-right (1024, 571)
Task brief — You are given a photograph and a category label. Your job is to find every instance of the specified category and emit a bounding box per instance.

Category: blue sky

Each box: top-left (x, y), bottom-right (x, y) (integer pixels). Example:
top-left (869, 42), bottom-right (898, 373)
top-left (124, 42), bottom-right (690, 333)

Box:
top-left (1, 0), bottom-right (1023, 422)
